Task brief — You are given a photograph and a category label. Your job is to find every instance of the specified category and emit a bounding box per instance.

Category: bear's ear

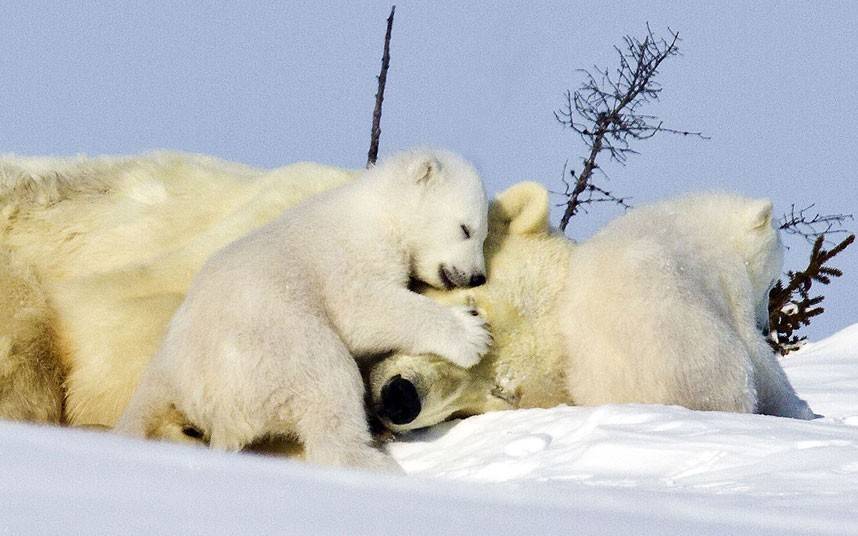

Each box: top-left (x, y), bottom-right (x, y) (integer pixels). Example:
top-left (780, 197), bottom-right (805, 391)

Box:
top-left (409, 157), bottom-right (443, 185)
top-left (748, 199), bottom-right (774, 230)
top-left (490, 182), bottom-right (550, 235)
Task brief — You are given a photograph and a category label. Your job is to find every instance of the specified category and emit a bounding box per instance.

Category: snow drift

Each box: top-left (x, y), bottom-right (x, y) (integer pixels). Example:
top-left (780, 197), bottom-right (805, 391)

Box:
top-left (2, 324), bottom-right (857, 535)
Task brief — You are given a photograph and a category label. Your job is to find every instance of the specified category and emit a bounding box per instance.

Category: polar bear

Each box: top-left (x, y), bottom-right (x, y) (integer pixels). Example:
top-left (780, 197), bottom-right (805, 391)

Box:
top-left (114, 149), bottom-right (491, 470)
top-left (559, 193), bottom-right (813, 418)
top-left (366, 187), bottom-right (815, 432)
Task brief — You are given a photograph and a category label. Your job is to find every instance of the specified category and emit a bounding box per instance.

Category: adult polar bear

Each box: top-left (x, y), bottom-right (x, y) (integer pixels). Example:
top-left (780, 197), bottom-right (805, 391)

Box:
top-left (116, 150), bottom-right (492, 469)
top-left (0, 152), bottom-right (360, 426)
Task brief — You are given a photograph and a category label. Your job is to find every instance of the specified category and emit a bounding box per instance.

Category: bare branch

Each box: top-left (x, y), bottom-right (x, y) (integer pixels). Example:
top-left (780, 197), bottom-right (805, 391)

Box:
top-left (553, 158), bottom-right (631, 219)
top-left (366, 5), bottom-right (395, 169)
top-left (556, 24), bottom-right (707, 232)
top-left (778, 203), bottom-right (854, 244)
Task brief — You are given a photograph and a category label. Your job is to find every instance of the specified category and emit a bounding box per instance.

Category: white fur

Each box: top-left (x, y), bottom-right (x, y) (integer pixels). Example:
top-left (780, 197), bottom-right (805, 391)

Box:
top-left (560, 193), bottom-right (814, 418)
top-left (114, 149), bottom-right (491, 470)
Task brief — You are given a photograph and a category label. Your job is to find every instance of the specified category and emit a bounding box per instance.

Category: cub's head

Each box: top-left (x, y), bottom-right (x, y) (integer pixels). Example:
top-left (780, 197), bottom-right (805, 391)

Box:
top-left (738, 198), bottom-right (784, 331)
top-left (670, 193), bottom-right (784, 333)
top-left (368, 181), bottom-right (557, 433)
top-left (376, 149), bottom-right (488, 289)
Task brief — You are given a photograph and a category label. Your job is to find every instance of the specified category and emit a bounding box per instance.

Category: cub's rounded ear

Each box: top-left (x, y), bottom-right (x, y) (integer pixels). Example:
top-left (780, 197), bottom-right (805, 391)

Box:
top-left (748, 199), bottom-right (774, 230)
top-left (409, 156), bottom-right (443, 185)
top-left (489, 181), bottom-right (550, 235)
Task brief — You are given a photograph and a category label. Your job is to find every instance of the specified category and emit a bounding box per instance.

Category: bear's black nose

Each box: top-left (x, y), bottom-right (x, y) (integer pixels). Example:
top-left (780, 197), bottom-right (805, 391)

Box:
top-left (468, 273), bottom-right (486, 287)
top-left (380, 375), bottom-right (421, 425)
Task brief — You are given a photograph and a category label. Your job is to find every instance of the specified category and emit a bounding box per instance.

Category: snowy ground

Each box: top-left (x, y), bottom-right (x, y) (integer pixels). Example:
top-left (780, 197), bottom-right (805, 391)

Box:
top-left (2, 325), bottom-right (857, 535)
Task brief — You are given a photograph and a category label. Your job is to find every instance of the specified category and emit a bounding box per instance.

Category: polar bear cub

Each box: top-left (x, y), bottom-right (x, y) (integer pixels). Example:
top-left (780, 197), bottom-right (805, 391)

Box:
top-left (561, 193), bottom-right (815, 419)
top-left (115, 149), bottom-right (492, 470)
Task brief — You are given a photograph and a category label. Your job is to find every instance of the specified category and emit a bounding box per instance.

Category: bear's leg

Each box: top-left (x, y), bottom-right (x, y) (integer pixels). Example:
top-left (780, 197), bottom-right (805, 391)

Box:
top-left (113, 368), bottom-right (187, 440)
top-left (137, 403), bottom-right (209, 446)
top-left (749, 340), bottom-right (816, 419)
top-left (332, 286), bottom-right (490, 369)
top-left (272, 327), bottom-right (400, 472)
top-left (0, 252), bottom-right (65, 423)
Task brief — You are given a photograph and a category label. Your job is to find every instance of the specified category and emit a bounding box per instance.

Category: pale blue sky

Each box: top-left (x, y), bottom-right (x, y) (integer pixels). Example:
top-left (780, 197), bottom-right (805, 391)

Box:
top-left (1, 1), bottom-right (855, 339)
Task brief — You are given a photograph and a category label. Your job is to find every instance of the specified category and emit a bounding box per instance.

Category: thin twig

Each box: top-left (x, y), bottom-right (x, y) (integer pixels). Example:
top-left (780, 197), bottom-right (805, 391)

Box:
top-left (778, 203), bottom-right (853, 244)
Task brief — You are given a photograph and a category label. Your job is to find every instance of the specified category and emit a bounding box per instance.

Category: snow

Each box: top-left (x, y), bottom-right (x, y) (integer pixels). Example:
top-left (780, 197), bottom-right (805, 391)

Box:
top-left (2, 326), bottom-right (858, 535)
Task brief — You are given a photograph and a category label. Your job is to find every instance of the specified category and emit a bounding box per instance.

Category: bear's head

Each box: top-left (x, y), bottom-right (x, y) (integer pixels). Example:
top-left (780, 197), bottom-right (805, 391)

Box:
top-left (373, 149), bottom-right (489, 290)
top-left (739, 198), bottom-right (784, 332)
top-left (367, 181), bottom-right (572, 432)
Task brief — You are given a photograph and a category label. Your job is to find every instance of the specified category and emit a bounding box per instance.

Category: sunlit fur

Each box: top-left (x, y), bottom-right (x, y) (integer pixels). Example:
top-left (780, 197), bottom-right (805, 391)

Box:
top-left (0, 250), bottom-right (64, 422)
top-left (1, 151), bottom-right (357, 427)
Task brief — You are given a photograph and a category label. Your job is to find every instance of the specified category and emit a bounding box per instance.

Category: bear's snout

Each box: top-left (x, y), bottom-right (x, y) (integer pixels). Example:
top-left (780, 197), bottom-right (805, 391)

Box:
top-left (439, 265), bottom-right (486, 289)
top-left (379, 375), bottom-right (421, 425)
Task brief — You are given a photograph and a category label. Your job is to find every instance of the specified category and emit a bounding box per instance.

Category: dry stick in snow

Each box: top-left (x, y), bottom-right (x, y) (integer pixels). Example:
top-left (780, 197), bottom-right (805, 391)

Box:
top-left (555, 25), bottom-right (707, 232)
top-left (367, 5), bottom-right (395, 168)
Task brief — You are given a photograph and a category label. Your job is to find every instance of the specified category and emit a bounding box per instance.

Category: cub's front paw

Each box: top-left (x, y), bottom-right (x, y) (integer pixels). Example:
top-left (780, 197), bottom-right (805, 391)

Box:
top-left (440, 305), bottom-right (492, 369)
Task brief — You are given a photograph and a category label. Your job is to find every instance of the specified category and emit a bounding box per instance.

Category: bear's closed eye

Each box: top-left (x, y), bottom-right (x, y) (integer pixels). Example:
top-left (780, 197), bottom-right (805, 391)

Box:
top-left (182, 425), bottom-right (204, 439)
